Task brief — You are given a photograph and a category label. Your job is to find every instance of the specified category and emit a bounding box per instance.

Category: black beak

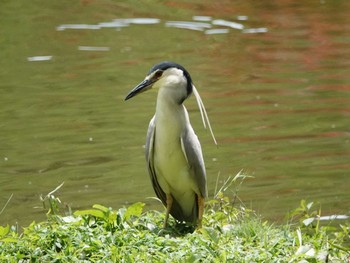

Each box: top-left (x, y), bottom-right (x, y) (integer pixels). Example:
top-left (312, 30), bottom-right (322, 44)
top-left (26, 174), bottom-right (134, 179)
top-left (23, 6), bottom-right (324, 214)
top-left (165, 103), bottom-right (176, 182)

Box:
top-left (125, 79), bottom-right (154, 101)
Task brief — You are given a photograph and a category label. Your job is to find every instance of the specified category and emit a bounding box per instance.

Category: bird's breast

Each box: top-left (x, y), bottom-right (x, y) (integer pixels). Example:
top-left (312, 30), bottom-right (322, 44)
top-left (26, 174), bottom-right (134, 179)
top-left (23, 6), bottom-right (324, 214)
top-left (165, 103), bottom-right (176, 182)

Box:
top-left (154, 119), bottom-right (185, 167)
top-left (153, 112), bottom-right (190, 193)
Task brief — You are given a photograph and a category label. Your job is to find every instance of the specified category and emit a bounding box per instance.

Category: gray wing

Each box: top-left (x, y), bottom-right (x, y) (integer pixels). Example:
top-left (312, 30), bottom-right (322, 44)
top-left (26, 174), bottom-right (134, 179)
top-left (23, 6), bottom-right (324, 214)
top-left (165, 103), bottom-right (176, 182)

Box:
top-left (181, 125), bottom-right (207, 198)
top-left (145, 116), bottom-right (167, 206)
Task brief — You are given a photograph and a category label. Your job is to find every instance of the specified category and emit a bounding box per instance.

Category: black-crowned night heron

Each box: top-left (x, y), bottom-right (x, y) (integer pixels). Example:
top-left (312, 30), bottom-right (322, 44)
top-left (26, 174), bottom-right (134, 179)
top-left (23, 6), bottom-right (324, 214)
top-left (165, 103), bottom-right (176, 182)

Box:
top-left (125, 61), bottom-right (216, 228)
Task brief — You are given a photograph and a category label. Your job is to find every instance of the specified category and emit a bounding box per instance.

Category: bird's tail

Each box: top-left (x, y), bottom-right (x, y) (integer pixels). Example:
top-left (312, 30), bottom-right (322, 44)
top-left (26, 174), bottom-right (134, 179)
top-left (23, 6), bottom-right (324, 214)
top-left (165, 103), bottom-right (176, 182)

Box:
top-left (169, 194), bottom-right (198, 225)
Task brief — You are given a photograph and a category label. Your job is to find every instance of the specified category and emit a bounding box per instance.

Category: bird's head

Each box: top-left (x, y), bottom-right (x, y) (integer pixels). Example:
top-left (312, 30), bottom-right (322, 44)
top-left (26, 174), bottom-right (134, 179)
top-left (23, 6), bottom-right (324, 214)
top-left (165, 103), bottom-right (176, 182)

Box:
top-left (125, 61), bottom-right (193, 104)
top-left (125, 61), bottom-right (217, 145)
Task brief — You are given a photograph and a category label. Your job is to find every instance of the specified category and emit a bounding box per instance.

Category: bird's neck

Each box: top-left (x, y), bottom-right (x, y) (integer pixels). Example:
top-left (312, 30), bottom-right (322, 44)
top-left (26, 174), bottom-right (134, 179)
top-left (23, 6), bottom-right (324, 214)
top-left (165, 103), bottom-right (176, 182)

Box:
top-left (155, 88), bottom-right (189, 133)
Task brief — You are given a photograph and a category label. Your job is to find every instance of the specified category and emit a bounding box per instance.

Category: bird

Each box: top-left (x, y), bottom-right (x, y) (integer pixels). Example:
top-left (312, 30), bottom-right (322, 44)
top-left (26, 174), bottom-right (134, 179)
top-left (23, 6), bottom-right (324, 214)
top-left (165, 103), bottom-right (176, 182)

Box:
top-left (125, 61), bottom-right (216, 228)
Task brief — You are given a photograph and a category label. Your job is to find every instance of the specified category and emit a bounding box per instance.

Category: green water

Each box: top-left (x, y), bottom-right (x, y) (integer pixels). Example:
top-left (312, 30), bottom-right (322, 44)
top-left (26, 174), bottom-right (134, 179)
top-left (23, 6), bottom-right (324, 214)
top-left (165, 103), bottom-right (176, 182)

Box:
top-left (1, 1), bottom-right (349, 226)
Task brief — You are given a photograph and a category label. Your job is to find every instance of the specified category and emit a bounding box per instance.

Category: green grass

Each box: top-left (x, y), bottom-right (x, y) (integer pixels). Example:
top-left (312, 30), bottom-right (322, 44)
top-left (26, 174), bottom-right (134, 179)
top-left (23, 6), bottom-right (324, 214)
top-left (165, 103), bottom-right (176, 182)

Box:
top-left (0, 181), bottom-right (349, 262)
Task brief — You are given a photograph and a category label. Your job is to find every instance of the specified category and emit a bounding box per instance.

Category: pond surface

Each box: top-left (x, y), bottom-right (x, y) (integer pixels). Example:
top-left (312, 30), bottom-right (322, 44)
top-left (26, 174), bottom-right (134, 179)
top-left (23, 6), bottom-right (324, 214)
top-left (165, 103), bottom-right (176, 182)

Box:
top-left (1, 0), bottom-right (349, 227)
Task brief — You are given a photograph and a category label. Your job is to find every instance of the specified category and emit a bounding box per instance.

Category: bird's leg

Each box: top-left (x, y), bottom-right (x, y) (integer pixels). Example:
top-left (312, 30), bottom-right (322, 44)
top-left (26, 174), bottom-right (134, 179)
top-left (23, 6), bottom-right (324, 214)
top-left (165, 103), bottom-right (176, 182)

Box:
top-left (197, 195), bottom-right (205, 228)
top-left (163, 194), bottom-right (173, 228)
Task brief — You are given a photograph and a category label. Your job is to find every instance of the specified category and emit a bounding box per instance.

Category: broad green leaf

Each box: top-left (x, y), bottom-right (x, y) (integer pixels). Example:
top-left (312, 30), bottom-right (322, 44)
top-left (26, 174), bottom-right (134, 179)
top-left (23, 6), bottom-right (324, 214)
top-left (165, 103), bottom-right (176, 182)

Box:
top-left (92, 204), bottom-right (110, 213)
top-left (0, 224), bottom-right (10, 237)
top-left (303, 217), bottom-right (315, 226)
top-left (0, 237), bottom-right (18, 243)
top-left (306, 202), bottom-right (314, 210)
top-left (201, 227), bottom-right (219, 243)
top-left (124, 202), bottom-right (145, 221)
top-left (74, 209), bottom-right (105, 219)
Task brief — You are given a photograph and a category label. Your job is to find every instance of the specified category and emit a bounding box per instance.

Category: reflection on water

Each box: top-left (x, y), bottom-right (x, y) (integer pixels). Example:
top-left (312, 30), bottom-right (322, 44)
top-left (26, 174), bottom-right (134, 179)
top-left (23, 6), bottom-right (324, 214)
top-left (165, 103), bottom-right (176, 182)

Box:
top-left (212, 19), bottom-right (244, 30)
top-left (57, 18), bottom-right (161, 31)
top-left (205, 29), bottom-right (230, 35)
top-left (78, 46), bottom-right (110, 52)
top-left (243, 28), bottom-right (268, 34)
top-left (0, 0), bottom-right (349, 227)
top-left (27, 56), bottom-right (53, 62)
top-left (55, 16), bottom-right (256, 34)
top-left (15, 156), bottom-right (113, 174)
top-left (165, 21), bottom-right (211, 31)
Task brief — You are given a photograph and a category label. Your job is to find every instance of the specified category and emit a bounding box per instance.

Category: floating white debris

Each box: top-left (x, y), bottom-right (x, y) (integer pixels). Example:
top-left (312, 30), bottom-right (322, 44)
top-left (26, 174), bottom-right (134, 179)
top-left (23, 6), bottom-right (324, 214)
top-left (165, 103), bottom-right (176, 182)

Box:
top-left (242, 27), bottom-right (268, 33)
top-left (78, 46), bottom-right (110, 51)
top-left (212, 19), bottom-right (244, 30)
top-left (165, 21), bottom-right (211, 31)
top-left (128, 18), bottom-right (160, 24)
top-left (56, 24), bottom-right (100, 31)
top-left (113, 18), bottom-right (160, 25)
top-left (98, 21), bottom-right (129, 28)
top-left (27, 56), bottom-right (53, 62)
top-left (237, 15), bottom-right (248, 21)
top-left (205, 28), bottom-right (230, 35)
top-left (192, 16), bottom-right (212, 22)
top-left (56, 18), bottom-right (160, 31)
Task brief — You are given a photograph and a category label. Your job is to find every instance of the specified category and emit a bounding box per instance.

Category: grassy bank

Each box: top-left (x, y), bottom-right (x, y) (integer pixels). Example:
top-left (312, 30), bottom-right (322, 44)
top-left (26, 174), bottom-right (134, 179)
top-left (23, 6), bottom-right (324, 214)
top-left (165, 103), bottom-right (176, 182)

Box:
top-left (0, 192), bottom-right (349, 262)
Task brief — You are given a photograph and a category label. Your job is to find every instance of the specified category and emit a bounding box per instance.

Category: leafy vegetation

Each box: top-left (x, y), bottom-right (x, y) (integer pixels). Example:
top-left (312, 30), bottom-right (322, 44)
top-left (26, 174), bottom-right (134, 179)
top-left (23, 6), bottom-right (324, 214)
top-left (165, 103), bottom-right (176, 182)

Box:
top-left (0, 177), bottom-right (349, 262)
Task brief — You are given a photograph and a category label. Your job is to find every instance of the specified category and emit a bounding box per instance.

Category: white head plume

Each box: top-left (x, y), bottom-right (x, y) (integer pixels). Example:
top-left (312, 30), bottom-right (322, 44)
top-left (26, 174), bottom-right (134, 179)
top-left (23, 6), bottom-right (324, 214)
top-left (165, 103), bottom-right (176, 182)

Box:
top-left (192, 85), bottom-right (217, 145)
